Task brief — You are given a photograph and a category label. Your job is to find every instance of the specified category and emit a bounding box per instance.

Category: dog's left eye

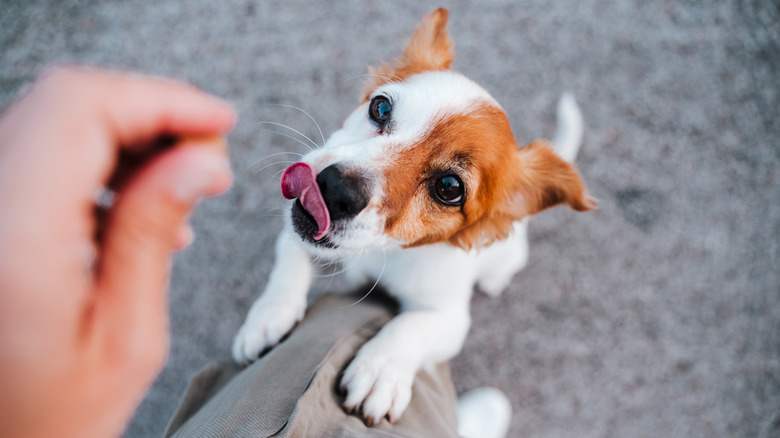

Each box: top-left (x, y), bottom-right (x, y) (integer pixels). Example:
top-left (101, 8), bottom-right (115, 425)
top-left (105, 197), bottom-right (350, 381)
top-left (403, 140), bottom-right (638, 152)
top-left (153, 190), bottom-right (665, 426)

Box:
top-left (433, 175), bottom-right (464, 205)
top-left (369, 95), bottom-right (392, 127)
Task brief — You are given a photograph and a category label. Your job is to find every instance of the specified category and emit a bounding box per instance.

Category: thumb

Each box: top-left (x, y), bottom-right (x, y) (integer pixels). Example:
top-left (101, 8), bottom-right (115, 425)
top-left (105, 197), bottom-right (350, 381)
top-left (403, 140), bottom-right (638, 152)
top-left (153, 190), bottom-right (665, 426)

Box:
top-left (95, 144), bottom-right (232, 363)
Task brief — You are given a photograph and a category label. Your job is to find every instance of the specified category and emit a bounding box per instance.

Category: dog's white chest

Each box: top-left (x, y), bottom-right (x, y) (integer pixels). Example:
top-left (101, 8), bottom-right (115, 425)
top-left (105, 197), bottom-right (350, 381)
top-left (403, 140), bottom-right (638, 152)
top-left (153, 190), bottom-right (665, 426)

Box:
top-left (345, 220), bottom-right (530, 309)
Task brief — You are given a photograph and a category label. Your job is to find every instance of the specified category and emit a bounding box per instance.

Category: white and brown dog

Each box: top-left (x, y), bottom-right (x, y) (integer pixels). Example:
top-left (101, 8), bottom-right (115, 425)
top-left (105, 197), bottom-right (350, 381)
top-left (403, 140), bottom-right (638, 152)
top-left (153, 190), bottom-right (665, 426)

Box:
top-left (233, 8), bottom-right (595, 428)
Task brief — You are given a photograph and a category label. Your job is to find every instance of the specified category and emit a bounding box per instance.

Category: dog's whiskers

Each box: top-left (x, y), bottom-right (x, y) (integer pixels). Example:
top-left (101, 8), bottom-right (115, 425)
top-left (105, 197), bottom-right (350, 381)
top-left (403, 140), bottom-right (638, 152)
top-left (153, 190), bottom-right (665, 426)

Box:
top-left (269, 104), bottom-right (326, 147)
top-left (255, 121), bottom-right (319, 151)
top-left (322, 252), bottom-right (359, 293)
top-left (251, 160), bottom-right (297, 178)
top-left (247, 151), bottom-right (304, 169)
top-left (314, 248), bottom-right (365, 278)
top-left (257, 126), bottom-right (317, 153)
top-left (270, 167), bottom-right (288, 179)
top-left (253, 206), bottom-right (287, 220)
top-left (340, 246), bottom-right (386, 309)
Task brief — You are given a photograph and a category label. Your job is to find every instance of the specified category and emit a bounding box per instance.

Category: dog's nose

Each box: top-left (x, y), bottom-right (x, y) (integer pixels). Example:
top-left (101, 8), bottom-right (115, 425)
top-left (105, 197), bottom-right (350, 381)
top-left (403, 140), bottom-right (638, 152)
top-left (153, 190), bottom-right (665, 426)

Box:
top-left (316, 165), bottom-right (369, 221)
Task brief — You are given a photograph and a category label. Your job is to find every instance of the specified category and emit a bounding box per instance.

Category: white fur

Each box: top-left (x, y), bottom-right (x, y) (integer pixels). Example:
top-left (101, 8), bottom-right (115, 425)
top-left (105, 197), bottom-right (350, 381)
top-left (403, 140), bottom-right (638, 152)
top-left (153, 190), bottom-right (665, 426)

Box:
top-left (232, 225), bottom-right (311, 362)
top-left (232, 69), bottom-right (583, 424)
top-left (552, 92), bottom-right (584, 162)
top-left (457, 387), bottom-right (513, 438)
top-left (291, 71), bottom-right (499, 256)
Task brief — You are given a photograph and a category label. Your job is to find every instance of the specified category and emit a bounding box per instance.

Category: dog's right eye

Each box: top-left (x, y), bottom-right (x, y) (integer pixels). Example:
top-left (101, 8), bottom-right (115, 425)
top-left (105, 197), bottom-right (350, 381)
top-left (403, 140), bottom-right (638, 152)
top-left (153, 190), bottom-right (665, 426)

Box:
top-left (433, 174), bottom-right (464, 206)
top-left (369, 95), bottom-right (392, 127)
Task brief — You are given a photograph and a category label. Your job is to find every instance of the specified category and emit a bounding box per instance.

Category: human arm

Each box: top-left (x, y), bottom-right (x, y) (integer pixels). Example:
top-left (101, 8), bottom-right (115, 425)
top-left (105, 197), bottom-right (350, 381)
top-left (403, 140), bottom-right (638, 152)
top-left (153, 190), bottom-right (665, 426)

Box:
top-left (0, 67), bottom-right (235, 438)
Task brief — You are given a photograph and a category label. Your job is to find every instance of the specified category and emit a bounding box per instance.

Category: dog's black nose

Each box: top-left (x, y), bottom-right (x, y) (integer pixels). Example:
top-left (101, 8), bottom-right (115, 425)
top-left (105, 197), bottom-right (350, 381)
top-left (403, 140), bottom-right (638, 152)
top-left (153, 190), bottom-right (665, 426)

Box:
top-left (317, 165), bottom-right (369, 221)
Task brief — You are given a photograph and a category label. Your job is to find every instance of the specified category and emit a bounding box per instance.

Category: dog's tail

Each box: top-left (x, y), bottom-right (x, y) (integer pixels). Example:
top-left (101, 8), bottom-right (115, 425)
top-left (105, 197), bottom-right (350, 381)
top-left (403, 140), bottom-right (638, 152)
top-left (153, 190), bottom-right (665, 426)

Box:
top-left (551, 92), bottom-right (583, 163)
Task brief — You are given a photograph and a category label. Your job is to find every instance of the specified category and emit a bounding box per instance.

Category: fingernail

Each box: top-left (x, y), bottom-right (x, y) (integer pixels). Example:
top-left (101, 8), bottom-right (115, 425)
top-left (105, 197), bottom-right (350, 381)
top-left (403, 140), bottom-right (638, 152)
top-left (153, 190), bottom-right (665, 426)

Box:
top-left (171, 147), bottom-right (232, 203)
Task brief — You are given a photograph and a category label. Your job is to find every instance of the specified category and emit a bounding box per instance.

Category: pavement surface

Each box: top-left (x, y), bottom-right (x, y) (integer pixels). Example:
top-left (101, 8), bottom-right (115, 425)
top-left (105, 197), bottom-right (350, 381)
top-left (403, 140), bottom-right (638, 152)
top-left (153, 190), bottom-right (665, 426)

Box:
top-left (1, 1), bottom-right (778, 437)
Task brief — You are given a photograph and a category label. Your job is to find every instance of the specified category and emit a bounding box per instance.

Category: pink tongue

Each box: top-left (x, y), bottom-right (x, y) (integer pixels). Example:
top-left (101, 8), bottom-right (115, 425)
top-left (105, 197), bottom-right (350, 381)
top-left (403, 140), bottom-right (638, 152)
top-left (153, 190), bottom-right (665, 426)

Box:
top-left (281, 162), bottom-right (331, 240)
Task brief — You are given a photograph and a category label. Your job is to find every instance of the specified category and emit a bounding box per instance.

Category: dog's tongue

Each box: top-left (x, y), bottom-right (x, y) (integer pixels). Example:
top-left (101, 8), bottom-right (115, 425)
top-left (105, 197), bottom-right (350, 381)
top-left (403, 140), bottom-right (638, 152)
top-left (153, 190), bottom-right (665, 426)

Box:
top-left (281, 162), bottom-right (330, 240)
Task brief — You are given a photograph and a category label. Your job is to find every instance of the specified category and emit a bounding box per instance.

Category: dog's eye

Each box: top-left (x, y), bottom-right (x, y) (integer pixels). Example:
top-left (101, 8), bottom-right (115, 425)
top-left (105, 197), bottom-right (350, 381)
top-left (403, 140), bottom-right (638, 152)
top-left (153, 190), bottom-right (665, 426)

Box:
top-left (369, 95), bottom-right (392, 126)
top-left (434, 175), bottom-right (464, 205)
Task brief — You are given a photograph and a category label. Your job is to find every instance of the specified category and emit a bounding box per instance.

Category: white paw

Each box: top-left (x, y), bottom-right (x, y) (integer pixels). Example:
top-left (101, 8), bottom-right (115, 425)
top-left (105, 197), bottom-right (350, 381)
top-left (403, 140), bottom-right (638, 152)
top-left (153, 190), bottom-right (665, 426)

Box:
top-left (232, 298), bottom-right (305, 365)
top-left (340, 350), bottom-right (415, 426)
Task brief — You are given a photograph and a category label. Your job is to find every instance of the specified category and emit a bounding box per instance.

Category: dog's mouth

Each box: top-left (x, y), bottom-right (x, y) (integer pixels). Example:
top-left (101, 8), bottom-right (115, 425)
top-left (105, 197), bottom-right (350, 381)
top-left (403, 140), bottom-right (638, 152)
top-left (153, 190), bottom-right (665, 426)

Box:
top-left (281, 162), bottom-right (331, 240)
top-left (290, 199), bottom-right (336, 247)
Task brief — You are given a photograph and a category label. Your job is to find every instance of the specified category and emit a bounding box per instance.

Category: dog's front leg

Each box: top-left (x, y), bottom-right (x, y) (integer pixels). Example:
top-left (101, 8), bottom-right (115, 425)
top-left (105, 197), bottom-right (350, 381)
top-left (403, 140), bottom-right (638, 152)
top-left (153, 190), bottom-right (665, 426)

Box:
top-left (340, 304), bottom-right (471, 425)
top-left (232, 227), bottom-right (313, 364)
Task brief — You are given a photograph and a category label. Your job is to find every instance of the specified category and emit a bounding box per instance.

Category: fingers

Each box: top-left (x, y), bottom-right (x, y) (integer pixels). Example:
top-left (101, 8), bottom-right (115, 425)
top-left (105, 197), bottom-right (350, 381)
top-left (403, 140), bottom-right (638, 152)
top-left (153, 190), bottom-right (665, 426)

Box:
top-left (37, 67), bottom-right (236, 148)
top-left (0, 67), bottom-right (236, 438)
top-left (0, 65), bottom-right (237, 386)
top-left (93, 142), bottom-right (232, 375)
top-left (0, 67), bottom-right (237, 249)
top-left (3, 67), bottom-right (236, 202)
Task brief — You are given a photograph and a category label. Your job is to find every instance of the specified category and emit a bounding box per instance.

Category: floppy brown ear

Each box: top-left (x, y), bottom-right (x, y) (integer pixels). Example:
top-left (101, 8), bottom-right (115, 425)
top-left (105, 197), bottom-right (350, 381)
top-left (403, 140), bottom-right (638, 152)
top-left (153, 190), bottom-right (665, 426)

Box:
top-left (512, 140), bottom-right (597, 216)
top-left (363, 8), bottom-right (454, 97)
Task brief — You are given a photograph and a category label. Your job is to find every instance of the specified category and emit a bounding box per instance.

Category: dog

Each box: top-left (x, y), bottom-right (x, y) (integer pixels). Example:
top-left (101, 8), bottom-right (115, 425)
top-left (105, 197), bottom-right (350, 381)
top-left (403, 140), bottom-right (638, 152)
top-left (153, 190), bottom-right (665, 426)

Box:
top-left (233, 8), bottom-right (595, 426)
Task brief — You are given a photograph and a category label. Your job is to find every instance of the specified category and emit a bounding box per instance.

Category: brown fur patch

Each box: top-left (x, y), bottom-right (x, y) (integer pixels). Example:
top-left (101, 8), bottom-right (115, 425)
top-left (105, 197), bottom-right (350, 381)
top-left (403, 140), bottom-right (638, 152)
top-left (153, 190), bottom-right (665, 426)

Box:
top-left (449, 139), bottom-right (596, 249)
top-left (360, 8), bottom-right (594, 250)
top-left (362, 8), bottom-right (454, 100)
top-left (382, 104), bottom-right (518, 248)
top-left (515, 140), bottom-right (597, 215)
top-left (380, 109), bottom-right (595, 250)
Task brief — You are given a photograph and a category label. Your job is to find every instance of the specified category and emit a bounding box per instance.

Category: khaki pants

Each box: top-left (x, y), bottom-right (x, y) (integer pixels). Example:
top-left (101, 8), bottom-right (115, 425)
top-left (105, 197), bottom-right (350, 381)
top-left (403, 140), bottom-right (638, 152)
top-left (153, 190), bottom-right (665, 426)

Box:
top-left (165, 294), bottom-right (460, 437)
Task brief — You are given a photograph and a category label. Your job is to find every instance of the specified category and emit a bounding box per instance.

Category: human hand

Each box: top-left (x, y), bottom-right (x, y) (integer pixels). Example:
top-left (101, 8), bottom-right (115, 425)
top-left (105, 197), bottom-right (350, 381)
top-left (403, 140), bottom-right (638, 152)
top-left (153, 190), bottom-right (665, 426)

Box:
top-left (0, 67), bottom-right (235, 438)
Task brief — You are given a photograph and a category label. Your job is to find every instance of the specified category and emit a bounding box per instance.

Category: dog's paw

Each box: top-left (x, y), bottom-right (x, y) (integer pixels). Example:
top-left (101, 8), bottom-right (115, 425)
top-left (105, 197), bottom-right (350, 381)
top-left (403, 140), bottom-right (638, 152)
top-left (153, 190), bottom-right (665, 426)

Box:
top-left (340, 351), bottom-right (415, 426)
top-left (232, 298), bottom-right (305, 365)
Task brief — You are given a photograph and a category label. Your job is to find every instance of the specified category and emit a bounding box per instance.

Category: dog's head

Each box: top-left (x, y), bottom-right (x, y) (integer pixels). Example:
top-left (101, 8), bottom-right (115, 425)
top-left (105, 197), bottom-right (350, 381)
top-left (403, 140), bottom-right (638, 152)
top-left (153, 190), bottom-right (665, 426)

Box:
top-left (281, 8), bottom-right (595, 256)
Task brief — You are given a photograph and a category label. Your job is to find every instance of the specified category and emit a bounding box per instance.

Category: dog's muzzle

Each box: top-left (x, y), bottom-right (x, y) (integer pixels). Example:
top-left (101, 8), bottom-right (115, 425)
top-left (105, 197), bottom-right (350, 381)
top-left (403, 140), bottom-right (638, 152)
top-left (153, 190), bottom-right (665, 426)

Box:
top-left (282, 162), bottom-right (369, 244)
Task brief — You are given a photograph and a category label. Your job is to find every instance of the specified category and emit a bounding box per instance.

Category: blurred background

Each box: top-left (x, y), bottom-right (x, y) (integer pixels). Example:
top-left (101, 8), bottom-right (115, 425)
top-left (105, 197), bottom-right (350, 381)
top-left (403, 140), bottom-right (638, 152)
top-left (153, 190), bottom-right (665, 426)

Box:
top-left (1, 1), bottom-right (778, 437)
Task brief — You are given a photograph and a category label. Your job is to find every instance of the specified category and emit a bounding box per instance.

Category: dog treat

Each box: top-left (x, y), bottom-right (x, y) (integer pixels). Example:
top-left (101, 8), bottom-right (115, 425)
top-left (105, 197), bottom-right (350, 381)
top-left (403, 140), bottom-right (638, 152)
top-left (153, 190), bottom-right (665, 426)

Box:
top-left (93, 135), bottom-right (229, 246)
top-left (103, 135), bottom-right (229, 201)
top-left (178, 135), bottom-right (228, 152)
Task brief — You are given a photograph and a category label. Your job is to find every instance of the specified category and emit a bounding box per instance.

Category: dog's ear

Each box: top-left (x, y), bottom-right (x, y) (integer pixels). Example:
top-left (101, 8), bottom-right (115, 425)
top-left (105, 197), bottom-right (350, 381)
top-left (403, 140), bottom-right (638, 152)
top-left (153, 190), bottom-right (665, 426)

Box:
top-left (448, 140), bottom-right (595, 250)
top-left (394, 8), bottom-right (454, 74)
top-left (363, 8), bottom-right (454, 98)
top-left (511, 140), bottom-right (597, 217)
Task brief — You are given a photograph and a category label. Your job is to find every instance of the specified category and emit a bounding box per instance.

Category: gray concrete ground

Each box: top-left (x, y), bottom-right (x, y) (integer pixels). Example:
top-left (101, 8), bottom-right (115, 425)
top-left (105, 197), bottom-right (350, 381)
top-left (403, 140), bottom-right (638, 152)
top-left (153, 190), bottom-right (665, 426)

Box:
top-left (1, 1), bottom-right (778, 437)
